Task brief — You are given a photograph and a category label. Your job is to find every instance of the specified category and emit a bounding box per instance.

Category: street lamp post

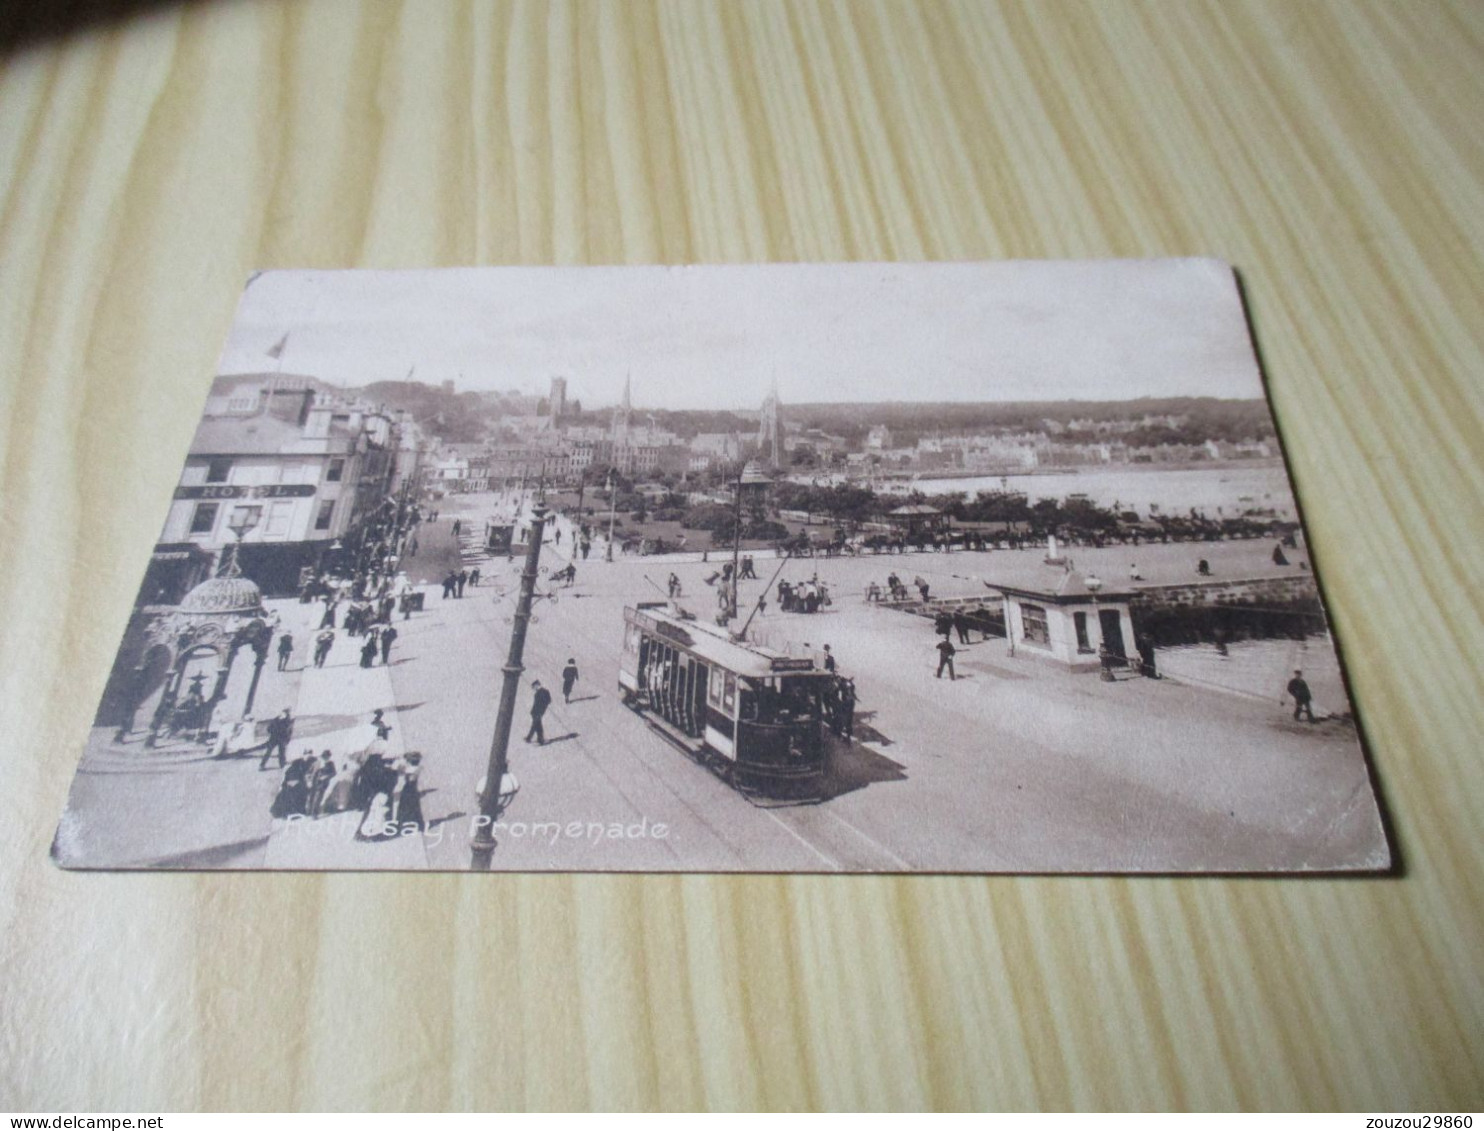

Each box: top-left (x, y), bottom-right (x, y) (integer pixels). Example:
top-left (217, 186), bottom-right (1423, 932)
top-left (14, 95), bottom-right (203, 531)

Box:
top-left (726, 463), bottom-right (744, 622)
top-left (470, 502), bottom-right (549, 870)
top-left (605, 470), bottom-right (617, 562)
top-left (1085, 573), bottom-right (1116, 682)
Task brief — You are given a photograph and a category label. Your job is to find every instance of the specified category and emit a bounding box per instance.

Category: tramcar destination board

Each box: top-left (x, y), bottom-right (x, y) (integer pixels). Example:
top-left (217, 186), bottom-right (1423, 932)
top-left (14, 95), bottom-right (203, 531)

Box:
top-left (54, 261), bottom-right (1391, 873)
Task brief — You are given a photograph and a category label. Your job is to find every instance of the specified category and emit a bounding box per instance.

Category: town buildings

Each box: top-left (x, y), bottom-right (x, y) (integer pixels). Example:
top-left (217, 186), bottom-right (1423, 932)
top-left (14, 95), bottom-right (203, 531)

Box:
top-left (153, 374), bottom-right (423, 599)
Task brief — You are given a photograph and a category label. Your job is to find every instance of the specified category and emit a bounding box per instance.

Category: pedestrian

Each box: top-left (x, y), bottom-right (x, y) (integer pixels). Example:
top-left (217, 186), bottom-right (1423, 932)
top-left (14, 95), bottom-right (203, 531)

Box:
top-left (1129, 563), bottom-right (1143, 581)
top-left (370, 707), bottom-right (392, 741)
top-left (270, 752), bottom-right (314, 819)
top-left (916, 577), bottom-right (930, 601)
top-left (260, 708), bottom-right (294, 769)
top-left (354, 754), bottom-right (398, 839)
top-left (453, 518), bottom-right (462, 537)
top-left (379, 624), bottom-right (398, 665)
top-left (457, 569), bottom-right (468, 597)
top-left (442, 570), bottom-right (456, 599)
top-left (313, 628), bottom-right (335, 668)
top-left (470, 567), bottom-right (480, 587)
top-left (1197, 558), bottom-right (1211, 576)
top-left (668, 572), bottom-right (681, 598)
top-left (322, 757), bottom-right (356, 815)
top-left (1285, 669), bottom-right (1316, 722)
top-left (837, 678), bottom-right (856, 739)
top-left (1272, 543), bottom-right (1289, 566)
top-left (581, 539), bottom-right (591, 560)
top-left (276, 632), bottom-right (294, 671)
top-left (935, 610), bottom-right (953, 640)
top-left (525, 680), bottom-right (552, 745)
top-left (360, 629), bottom-right (379, 668)
top-left (1136, 633), bottom-right (1158, 678)
top-left (212, 713), bottom-right (255, 759)
top-left (935, 638), bottom-right (957, 680)
top-left (395, 752), bottom-right (425, 830)
top-left (319, 599), bottom-right (337, 629)
top-left (822, 644), bottom-right (836, 673)
top-left (561, 658), bottom-right (580, 703)
top-left (308, 752), bottom-right (337, 817)
top-left (952, 610), bottom-right (970, 644)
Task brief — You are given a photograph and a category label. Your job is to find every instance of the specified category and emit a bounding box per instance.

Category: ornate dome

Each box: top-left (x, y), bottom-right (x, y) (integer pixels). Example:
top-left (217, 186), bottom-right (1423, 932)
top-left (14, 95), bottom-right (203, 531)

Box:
top-left (178, 573), bottom-right (266, 617)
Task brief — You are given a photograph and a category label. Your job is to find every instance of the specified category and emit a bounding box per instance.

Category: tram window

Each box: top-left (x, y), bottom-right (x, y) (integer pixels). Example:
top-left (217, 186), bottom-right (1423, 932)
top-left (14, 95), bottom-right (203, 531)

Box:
top-left (708, 672), bottom-right (722, 707)
top-left (723, 672), bottom-right (736, 713)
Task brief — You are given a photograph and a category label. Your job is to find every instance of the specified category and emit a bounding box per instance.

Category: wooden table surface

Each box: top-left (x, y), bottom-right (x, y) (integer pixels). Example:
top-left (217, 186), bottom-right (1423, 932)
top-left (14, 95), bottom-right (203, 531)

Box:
top-left (3, 0), bottom-right (1482, 1112)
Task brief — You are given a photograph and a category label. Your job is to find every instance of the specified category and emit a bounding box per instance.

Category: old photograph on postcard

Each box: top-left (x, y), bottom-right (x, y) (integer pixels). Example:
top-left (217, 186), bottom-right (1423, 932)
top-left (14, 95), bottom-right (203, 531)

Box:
top-left (54, 260), bottom-right (1389, 873)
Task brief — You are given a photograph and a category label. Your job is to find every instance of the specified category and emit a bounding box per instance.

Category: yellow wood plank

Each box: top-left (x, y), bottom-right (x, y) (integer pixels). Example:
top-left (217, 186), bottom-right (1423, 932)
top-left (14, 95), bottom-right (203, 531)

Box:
top-left (1, 0), bottom-right (1482, 1110)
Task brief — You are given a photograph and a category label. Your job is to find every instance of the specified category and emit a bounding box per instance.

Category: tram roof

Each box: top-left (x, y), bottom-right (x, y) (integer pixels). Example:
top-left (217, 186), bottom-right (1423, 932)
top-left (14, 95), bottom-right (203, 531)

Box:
top-left (626, 603), bottom-right (822, 679)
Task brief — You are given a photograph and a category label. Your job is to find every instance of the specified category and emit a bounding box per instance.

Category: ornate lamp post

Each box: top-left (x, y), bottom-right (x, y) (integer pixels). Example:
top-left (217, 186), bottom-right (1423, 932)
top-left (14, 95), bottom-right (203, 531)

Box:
top-left (470, 503), bottom-right (549, 870)
top-left (1085, 573), bottom-right (1116, 682)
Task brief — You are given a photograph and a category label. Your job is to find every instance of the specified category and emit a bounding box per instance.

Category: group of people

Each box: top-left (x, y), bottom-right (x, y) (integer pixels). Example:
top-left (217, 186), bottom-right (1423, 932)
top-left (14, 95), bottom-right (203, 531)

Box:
top-left (933, 607), bottom-right (985, 645)
top-left (866, 572), bottom-right (929, 603)
top-left (523, 660), bottom-right (581, 746)
top-left (357, 623), bottom-right (399, 668)
top-left (442, 568), bottom-right (478, 599)
top-left (777, 576), bottom-right (830, 614)
top-left (266, 709), bottom-right (427, 838)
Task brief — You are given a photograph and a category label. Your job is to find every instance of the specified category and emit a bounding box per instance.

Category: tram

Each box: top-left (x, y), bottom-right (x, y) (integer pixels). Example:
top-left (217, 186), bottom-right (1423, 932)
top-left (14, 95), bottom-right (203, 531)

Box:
top-left (619, 602), bottom-right (833, 797)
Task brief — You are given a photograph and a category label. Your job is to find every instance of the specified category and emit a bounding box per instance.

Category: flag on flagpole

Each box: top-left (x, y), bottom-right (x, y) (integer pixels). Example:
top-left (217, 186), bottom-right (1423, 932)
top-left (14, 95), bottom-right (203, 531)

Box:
top-left (266, 332), bottom-right (288, 367)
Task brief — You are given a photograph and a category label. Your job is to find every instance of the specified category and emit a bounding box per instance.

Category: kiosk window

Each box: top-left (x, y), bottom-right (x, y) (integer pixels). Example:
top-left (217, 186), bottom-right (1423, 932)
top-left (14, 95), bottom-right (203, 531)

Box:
top-left (1074, 611), bottom-right (1092, 653)
top-left (1021, 603), bottom-right (1050, 647)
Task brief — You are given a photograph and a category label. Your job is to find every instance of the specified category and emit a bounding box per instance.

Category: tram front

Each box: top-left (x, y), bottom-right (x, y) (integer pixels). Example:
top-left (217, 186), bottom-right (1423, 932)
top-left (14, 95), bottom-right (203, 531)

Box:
top-left (733, 663), bottom-right (830, 795)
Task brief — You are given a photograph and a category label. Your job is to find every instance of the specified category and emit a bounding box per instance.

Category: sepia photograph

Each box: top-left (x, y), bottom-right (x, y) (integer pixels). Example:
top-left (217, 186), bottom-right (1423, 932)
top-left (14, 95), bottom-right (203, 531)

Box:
top-left (53, 260), bottom-right (1389, 873)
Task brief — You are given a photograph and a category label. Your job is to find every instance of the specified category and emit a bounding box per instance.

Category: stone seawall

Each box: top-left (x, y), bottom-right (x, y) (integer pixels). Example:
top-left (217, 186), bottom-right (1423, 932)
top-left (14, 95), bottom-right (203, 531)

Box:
top-left (1132, 574), bottom-right (1319, 611)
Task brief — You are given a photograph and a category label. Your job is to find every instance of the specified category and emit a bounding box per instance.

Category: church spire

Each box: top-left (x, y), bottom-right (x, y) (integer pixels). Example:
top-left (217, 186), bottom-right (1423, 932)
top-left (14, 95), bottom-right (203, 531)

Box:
top-left (757, 379), bottom-right (781, 467)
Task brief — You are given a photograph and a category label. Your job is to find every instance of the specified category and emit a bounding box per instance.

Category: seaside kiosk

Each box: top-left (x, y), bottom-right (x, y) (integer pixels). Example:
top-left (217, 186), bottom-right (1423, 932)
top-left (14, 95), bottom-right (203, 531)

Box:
top-left (988, 570), bottom-right (1137, 672)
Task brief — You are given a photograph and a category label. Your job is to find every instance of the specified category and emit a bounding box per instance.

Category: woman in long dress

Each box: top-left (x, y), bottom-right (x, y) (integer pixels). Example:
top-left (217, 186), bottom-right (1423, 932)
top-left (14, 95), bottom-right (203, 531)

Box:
top-left (354, 754), bottom-right (399, 839)
top-left (322, 758), bottom-right (356, 814)
top-left (394, 752), bottom-right (425, 831)
top-left (270, 753), bottom-right (313, 819)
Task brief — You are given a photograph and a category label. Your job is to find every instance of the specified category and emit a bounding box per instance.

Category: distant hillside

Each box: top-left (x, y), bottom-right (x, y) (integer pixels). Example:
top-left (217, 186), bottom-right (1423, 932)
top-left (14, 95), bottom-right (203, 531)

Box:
top-left (355, 381), bottom-right (503, 443)
top-left (780, 397), bottom-right (1275, 445)
top-left (339, 385), bottom-right (1275, 447)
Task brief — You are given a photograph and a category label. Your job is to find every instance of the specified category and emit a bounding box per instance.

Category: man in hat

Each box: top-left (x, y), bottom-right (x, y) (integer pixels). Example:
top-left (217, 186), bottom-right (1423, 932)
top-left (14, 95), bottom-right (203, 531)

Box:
top-left (260, 708), bottom-right (294, 770)
top-left (1285, 669), bottom-right (1316, 722)
top-left (561, 659), bottom-right (580, 704)
top-left (525, 680), bottom-right (553, 745)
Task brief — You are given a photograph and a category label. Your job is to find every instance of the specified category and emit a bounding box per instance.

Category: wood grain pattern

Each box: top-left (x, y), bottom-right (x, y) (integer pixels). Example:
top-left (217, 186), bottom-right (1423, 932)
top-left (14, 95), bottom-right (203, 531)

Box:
top-left (2, 0), bottom-right (1482, 1111)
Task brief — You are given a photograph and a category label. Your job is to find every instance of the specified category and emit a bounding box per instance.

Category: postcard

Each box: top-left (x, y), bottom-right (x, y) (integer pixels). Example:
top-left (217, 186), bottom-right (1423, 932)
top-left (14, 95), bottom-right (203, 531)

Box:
top-left (53, 260), bottom-right (1390, 872)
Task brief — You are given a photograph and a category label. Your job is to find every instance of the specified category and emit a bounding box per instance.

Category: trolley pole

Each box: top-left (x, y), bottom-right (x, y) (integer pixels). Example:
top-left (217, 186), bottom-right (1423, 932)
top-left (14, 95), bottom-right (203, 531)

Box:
top-left (727, 464), bottom-right (744, 622)
top-left (470, 503), bottom-right (549, 871)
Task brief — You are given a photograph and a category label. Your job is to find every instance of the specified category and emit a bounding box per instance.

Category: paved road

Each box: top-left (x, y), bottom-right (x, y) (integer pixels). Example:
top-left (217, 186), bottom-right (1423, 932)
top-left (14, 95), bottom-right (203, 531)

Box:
top-left (57, 490), bottom-right (1385, 872)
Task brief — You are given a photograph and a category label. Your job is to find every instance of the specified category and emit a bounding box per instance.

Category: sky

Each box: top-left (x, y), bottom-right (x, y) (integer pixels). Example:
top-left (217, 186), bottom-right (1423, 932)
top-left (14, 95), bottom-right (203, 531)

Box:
top-left (216, 260), bottom-right (1266, 410)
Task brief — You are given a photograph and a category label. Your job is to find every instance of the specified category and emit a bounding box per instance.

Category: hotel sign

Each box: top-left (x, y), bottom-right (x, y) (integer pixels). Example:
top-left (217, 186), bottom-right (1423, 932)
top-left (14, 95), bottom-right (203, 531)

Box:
top-left (173, 484), bottom-right (317, 500)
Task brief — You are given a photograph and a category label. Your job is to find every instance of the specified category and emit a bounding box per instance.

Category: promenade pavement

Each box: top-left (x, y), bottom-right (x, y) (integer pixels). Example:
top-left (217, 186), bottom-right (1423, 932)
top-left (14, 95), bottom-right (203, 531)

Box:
top-left (57, 491), bottom-right (1385, 872)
